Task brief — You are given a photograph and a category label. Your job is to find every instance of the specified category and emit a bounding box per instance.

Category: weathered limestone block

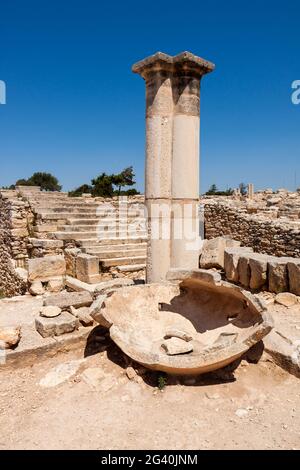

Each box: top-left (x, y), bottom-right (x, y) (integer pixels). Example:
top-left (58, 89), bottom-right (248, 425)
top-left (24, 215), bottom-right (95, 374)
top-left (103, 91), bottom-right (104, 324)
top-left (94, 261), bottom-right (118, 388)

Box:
top-left (275, 292), bottom-right (298, 307)
top-left (268, 258), bottom-right (289, 294)
top-left (43, 290), bottom-right (93, 309)
top-left (94, 278), bottom-right (134, 295)
top-left (35, 312), bottom-right (79, 338)
top-left (224, 247), bottom-right (253, 283)
top-left (15, 267), bottom-right (28, 283)
top-left (237, 254), bottom-right (253, 288)
top-left (200, 237), bottom-right (241, 269)
top-left (161, 337), bottom-right (193, 355)
top-left (76, 253), bottom-right (100, 283)
top-left (29, 238), bottom-right (63, 249)
top-left (287, 259), bottom-right (300, 296)
top-left (47, 278), bottom-right (64, 293)
top-left (72, 307), bottom-right (94, 326)
top-left (0, 326), bottom-right (21, 349)
top-left (29, 280), bottom-right (45, 296)
top-left (28, 255), bottom-right (66, 282)
top-left (249, 254), bottom-right (269, 290)
top-left (89, 295), bottom-right (107, 325)
top-left (40, 306), bottom-right (62, 318)
top-left (65, 248), bottom-right (81, 277)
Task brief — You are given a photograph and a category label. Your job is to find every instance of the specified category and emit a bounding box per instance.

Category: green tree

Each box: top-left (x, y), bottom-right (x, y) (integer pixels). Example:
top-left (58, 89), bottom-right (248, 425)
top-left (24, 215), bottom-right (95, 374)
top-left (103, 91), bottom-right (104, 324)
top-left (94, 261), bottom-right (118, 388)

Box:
top-left (112, 166), bottom-right (137, 195)
top-left (15, 172), bottom-right (62, 191)
top-left (206, 184), bottom-right (218, 195)
top-left (239, 182), bottom-right (247, 196)
top-left (91, 173), bottom-right (114, 197)
top-left (68, 184), bottom-right (92, 197)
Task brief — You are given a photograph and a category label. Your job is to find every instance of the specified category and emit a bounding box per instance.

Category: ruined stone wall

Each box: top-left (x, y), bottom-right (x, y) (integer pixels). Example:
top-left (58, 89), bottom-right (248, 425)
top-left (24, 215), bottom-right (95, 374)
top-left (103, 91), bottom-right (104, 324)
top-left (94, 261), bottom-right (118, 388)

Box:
top-left (0, 193), bottom-right (28, 297)
top-left (204, 201), bottom-right (300, 257)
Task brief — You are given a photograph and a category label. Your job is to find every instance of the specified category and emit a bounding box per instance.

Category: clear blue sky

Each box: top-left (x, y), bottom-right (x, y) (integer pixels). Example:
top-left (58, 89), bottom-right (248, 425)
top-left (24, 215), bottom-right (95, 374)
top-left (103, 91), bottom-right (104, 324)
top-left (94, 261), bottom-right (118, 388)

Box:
top-left (0, 0), bottom-right (299, 193)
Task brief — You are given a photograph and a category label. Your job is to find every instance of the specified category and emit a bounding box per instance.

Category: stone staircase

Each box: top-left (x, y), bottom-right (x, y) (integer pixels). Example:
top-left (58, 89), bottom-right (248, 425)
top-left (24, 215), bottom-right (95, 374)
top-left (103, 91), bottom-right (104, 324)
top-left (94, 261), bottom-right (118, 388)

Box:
top-left (27, 192), bottom-right (147, 276)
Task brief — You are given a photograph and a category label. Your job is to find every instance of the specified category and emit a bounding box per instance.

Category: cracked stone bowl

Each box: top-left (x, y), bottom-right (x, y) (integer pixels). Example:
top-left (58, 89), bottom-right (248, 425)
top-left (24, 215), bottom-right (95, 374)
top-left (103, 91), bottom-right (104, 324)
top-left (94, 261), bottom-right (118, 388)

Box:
top-left (94, 270), bottom-right (273, 375)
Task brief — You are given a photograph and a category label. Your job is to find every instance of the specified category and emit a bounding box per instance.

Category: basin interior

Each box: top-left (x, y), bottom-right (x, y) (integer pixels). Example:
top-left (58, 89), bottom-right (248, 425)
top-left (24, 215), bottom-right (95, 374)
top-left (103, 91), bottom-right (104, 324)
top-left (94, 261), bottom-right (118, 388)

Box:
top-left (103, 279), bottom-right (264, 361)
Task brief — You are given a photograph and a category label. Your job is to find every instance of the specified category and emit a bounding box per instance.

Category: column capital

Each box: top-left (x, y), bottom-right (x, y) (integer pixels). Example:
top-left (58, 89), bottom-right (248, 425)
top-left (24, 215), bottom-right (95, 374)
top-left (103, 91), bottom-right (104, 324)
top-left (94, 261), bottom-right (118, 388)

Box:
top-left (132, 51), bottom-right (215, 79)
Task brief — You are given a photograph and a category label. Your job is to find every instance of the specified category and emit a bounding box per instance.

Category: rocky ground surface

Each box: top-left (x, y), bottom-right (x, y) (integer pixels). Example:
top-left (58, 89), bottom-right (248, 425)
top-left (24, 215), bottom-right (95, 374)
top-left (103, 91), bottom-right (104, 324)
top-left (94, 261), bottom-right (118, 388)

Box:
top-left (0, 336), bottom-right (299, 450)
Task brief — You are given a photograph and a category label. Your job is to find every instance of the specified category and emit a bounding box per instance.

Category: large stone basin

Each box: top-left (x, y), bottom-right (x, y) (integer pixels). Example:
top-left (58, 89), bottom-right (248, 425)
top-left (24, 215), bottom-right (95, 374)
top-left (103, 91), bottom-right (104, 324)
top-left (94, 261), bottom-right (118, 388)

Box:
top-left (94, 270), bottom-right (273, 375)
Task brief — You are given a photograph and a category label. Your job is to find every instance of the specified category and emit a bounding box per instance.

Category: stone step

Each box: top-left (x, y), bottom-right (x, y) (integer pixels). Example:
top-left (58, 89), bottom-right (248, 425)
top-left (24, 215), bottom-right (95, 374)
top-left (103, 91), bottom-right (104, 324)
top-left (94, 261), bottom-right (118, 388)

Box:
top-left (78, 237), bottom-right (148, 247)
top-left (82, 242), bottom-right (147, 252)
top-left (61, 226), bottom-right (147, 237)
top-left (36, 207), bottom-right (143, 216)
top-left (100, 256), bottom-right (146, 268)
top-left (61, 223), bottom-right (146, 232)
top-left (117, 263), bottom-right (146, 272)
top-left (49, 231), bottom-right (100, 240)
top-left (66, 218), bottom-right (145, 226)
top-left (52, 231), bottom-right (148, 241)
top-left (86, 248), bottom-right (146, 259)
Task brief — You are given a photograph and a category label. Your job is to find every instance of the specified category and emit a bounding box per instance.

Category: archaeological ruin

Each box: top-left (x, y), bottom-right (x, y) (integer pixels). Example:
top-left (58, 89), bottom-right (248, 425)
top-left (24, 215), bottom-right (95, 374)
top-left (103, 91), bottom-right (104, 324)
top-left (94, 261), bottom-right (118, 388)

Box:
top-left (0, 51), bottom-right (299, 452)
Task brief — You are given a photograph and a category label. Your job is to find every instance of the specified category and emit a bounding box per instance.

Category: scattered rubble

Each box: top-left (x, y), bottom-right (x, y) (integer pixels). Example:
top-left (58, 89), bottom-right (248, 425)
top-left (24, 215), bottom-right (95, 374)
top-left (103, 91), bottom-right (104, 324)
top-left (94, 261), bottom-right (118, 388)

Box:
top-left (0, 326), bottom-right (21, 349)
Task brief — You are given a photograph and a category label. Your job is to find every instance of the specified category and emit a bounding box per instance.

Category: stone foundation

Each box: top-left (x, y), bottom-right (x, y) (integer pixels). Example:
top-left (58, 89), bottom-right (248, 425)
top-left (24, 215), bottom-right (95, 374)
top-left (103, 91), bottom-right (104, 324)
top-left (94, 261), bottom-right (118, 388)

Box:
top-left (204, 200), bottom-right (300, 257)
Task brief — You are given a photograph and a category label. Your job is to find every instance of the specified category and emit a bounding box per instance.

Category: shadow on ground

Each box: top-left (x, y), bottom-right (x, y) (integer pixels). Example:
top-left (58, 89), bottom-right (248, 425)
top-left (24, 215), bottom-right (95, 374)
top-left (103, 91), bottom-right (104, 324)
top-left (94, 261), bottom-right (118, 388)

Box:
top-left (84, 325), bottom-right (265, 389)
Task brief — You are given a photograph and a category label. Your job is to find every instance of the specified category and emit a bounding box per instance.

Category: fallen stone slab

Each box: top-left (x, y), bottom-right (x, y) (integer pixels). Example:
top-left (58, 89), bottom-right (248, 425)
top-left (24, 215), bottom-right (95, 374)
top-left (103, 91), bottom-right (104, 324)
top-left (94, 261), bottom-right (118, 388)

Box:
top-left (0, 326), bottom-right (21, 349)
top-left (2, 324), bottom-right (93, 370)
top-left (65, 276), bottom-right (135, 294)
top-left (28, 255), bottom-right (66, 282)
top-left (70, 307), bottom-right (94, 327)
top-left (275, 292), bottom-right (298, 308)
top-left (264, 330), bottom-right (300, 379)
top-left (200, 236), bottom-right (241, 269)
top-left (43, 290), bottom-right (93, 309)
top-left (89, 295), bottom-right (107, 325)
top-left (287, 259), bottom-right (300, 296)
top-left (94, 278), bottom-right (135, 295)
top-left (161, 337), bottom-right (194, 355)
top-left (35, 311), bottom-right (79, 338)
top-left (65, 276), bottom-right (97, 293)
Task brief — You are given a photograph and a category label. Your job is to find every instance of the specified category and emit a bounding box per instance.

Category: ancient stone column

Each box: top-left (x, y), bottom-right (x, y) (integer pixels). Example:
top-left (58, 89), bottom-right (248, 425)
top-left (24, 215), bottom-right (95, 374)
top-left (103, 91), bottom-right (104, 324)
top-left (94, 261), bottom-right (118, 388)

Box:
top-left (248, 183), bottom-right (254, 200)
top-left (133, 52), bottom-right (214, 282)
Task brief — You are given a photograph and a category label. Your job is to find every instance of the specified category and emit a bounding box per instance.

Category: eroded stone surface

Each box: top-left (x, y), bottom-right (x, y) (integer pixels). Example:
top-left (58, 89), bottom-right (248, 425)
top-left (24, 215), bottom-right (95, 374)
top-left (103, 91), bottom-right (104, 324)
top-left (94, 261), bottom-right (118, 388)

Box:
top-left (40, 306), bottom-right (62, 318)
top-left (275, 293), bottom-right (298, 308)
top-left (35, 312), bottom-right (79, 338)
top-left (28, 255), bottom-right (66, 282)
top-left (29, 280), bottom-right (45, 296)
top-left (287, 260), bottom-right (300, 296)
top-left (161, 337), bottom-right (193, 355)
top-left (43, 291), bottom-right (93, 309)
top-left (0, 326), bottom-right (21, 349)
top-left (200, 237), bottom-right (240, 269)
top-left (93, 273), bottom-right (272, 375)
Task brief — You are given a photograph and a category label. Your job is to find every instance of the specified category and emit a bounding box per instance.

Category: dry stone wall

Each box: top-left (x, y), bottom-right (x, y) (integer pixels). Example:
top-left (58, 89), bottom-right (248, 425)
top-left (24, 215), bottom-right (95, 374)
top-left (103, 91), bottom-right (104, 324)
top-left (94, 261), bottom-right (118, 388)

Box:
top-left (204, 201), bottom-right (300, 258)
top-left (0, 192), bottom-right (28, 297)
